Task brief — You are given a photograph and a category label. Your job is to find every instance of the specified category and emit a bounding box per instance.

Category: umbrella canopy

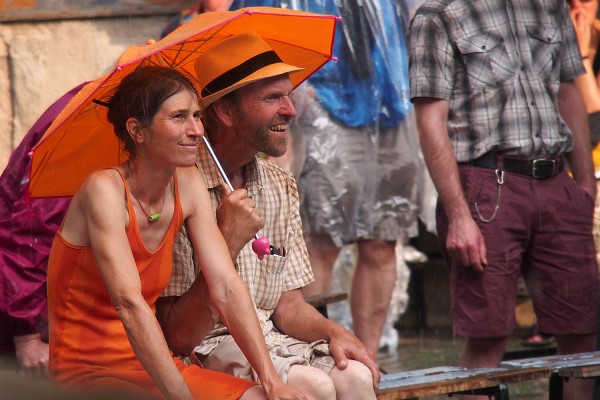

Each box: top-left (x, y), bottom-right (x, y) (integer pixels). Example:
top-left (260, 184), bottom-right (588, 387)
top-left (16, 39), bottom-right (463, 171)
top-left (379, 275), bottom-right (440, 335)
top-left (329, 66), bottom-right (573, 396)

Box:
top-left (29, 7), bottom-right (338, 198)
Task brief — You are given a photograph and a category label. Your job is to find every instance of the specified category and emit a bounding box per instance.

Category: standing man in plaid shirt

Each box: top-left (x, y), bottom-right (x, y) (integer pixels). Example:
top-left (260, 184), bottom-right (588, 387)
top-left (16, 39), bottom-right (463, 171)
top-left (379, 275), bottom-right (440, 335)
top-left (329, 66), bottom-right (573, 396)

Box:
top-left (409, 0), bottom-right (598, 398)
top-left (156, 31), bottom-right (379, 400)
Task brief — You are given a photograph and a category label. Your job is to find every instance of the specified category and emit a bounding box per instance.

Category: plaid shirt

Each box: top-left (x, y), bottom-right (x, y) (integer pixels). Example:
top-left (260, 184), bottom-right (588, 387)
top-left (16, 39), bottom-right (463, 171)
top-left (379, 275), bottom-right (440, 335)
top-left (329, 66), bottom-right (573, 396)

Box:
top-left (408, 0), bottom-right (585, 162)
top-left (164, 146), bottom-right (314, 347)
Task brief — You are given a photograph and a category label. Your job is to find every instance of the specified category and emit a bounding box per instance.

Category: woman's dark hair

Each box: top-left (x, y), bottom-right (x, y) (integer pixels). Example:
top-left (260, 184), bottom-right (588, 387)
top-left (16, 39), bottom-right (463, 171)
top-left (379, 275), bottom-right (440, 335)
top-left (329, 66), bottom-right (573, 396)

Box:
top-left (106, 65), bottom-right (199, 157)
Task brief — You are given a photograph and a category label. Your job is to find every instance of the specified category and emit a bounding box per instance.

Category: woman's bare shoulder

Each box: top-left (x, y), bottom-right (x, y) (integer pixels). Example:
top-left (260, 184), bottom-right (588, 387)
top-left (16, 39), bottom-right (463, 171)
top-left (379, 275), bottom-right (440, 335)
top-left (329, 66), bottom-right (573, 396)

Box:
top-left (78, 168), bottom-right (124, 197)
top-left (175, 166), bottom-right (209, 217)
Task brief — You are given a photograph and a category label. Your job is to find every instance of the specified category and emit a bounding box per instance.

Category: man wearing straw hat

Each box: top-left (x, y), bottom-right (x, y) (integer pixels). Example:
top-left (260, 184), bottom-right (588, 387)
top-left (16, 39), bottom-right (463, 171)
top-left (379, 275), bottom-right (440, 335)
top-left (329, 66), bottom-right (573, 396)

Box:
top-left (156, 31), bottom-right (379, 400)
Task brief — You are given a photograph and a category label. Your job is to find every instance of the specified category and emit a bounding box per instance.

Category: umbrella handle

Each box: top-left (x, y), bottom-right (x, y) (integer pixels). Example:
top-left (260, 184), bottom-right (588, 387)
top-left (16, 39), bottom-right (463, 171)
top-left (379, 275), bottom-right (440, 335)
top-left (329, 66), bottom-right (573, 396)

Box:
top-left (201, 136), bottom-right (272, 260)
top-left (252, 236), bottom-right (271, 260)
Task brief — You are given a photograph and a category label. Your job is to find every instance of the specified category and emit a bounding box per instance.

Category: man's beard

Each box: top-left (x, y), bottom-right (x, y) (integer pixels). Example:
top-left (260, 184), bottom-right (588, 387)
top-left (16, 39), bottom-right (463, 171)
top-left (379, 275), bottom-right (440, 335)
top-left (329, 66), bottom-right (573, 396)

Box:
top-left (260, 131), bottom-right (288, 158)
top-left (236, 111), bottom-right (290, 158)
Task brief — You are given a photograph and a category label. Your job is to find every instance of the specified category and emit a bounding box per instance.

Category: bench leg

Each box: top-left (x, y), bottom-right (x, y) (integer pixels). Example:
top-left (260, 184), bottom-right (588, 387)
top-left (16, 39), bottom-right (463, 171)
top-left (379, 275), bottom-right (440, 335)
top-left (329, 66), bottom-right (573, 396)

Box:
top-left (315, 305), bottom-right (328, 318)
top-left (451, 383), bottom-right (509, 400)
top-left (549, 374), bottom-right (563, 400)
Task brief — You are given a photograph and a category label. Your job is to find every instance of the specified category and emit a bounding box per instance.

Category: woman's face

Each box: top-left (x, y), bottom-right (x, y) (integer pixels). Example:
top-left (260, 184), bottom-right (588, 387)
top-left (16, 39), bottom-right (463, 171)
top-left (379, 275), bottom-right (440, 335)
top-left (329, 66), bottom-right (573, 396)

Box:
top-left (143, 89), bottom-right (204, 167)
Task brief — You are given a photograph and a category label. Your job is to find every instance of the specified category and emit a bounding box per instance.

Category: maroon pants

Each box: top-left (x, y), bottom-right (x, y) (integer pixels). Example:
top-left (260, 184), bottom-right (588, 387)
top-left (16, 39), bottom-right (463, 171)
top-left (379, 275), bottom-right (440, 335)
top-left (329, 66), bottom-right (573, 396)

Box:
top-left (437, 166), bottom-right (599, 337)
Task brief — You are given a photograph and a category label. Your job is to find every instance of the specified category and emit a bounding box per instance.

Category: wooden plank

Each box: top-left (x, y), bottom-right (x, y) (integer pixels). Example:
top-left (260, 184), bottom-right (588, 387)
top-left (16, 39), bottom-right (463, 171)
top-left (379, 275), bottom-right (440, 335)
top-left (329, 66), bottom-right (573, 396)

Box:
top-left (304, 291), bottom-right (347, 308)
top-left (0, 0), bottom-right (196, 22)
top-left (500, 351), bottom-right (600, 378)
top-left (380, 366), bottom-right (465, 382)
top-left (559, 364), bottom-right (600, 378)
top-left (376, 367), bottom-right (550, 400)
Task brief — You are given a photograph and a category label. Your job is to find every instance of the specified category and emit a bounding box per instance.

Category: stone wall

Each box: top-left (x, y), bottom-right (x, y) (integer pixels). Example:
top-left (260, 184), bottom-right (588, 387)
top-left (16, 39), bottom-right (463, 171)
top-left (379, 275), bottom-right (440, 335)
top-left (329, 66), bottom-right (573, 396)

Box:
top-left (0, 15), bottom-right (172, 172)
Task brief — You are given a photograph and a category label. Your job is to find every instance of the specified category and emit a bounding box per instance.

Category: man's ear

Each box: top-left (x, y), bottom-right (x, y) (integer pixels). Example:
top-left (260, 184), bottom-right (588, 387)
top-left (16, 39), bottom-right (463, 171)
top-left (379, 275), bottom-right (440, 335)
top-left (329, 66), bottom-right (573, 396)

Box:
top-left (212, 98), bottom-right (236, 128)
top-left (126, 118), bottom-right (145, 144)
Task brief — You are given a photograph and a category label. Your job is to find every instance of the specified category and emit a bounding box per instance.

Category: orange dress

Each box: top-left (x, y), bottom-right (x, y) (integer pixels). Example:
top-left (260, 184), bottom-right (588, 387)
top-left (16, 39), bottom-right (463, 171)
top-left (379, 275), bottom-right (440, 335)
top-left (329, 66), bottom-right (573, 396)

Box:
top-left (47, 170), bottom-right (255, 399)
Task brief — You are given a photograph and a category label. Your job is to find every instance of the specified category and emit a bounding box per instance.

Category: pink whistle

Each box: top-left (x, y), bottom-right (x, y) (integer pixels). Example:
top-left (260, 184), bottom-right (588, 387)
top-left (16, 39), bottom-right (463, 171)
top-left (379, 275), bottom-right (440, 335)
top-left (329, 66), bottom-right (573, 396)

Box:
top-left (251, 236), bottom-right (271, 260)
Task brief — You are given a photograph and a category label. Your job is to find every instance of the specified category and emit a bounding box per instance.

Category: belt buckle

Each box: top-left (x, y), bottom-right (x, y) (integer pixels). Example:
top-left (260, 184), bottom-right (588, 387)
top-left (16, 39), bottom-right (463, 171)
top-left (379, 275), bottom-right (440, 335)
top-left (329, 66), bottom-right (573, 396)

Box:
top-left (532, 159), bottom-right (556, 179)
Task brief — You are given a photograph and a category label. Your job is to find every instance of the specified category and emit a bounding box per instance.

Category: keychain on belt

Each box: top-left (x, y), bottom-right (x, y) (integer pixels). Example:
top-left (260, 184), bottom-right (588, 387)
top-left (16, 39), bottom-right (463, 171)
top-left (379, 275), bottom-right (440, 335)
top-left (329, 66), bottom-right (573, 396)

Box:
top-left (474, 156), bottom-right (505, 223)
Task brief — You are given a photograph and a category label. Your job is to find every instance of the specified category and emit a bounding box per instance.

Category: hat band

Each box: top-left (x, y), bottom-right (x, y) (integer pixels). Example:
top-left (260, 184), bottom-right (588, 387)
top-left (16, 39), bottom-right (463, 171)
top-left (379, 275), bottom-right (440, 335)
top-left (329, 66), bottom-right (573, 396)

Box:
top-left (202, 50), bottom-right (283, 97)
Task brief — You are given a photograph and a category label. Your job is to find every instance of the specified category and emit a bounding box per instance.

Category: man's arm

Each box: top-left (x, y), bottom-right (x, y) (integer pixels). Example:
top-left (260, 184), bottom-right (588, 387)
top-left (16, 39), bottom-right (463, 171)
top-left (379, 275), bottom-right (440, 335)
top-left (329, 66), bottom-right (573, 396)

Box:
top-left (156, 273), bottom-right (218, 356)
top-left (560, 80), bottom-right (597, 199)
top-left (272, 289), bottom-right (381, 390)
top-left (413, 97), bottom-right (487, 272)
top-left (156, 185), bottom-right (263, 355)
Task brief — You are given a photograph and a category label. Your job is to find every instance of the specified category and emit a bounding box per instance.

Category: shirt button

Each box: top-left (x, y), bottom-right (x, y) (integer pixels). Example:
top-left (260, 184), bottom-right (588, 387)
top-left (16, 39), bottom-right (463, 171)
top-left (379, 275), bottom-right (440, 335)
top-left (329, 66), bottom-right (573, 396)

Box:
top-left (535, 132), bottom-right (541, 137)
top-left (531, 101), bottom-right (535, 106)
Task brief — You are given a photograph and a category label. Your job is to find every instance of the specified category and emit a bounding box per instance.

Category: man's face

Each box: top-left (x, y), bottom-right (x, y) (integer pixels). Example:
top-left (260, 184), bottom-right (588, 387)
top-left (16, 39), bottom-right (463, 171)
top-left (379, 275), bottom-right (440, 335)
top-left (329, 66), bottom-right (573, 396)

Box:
top-left (230, 75), bottom-right (297, 158)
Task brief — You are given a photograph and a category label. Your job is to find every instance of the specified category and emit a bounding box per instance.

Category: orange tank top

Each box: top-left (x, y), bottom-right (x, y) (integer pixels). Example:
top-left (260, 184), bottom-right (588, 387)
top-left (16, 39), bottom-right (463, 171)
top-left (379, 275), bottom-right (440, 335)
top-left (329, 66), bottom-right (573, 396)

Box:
top-left (47, 169), bottom-right (256, 399)
top-left (47, 169), bottom-right (183, 386)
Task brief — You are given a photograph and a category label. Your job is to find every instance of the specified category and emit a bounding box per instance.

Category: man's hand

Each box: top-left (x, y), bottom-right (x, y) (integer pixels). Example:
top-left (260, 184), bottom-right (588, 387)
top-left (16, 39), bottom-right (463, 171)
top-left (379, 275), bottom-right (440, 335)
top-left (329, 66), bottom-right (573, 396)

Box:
top-left (327, 327), bottom-right (381, 390)
top-left (14, 333), bottom-right (49, 379)
top-left (577, 176), bottom-right (598, 202)
top-left (216, 184), bottom-right (264, 259)
top-left (446, 214), bottom-right (487, 273)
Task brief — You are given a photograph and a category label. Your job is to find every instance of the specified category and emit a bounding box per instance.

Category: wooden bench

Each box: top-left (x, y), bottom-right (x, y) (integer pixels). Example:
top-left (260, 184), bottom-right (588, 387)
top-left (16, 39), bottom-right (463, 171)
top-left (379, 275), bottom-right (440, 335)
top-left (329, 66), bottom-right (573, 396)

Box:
top-left (500, 351), bottom-right (600, 400)
top-left (304, 291), bottom-right (348, 318)
top-left (376, 365), bottom-right (549, 400)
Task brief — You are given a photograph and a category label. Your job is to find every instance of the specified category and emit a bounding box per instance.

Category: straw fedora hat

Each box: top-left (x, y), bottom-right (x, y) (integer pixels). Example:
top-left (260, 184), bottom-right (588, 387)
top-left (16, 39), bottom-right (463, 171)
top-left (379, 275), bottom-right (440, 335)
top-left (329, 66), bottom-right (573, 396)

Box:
top-left (195, 30), bottom-right (303, 107)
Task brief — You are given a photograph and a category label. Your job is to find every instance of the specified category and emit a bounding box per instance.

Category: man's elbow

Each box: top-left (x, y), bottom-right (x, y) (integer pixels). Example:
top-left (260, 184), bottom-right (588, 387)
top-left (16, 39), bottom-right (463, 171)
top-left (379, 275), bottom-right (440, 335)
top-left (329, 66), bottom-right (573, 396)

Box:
top-left (156, 296), bottom-right (219, 357)
top-left (166, 333), bottom-right (196, 357)
top-left (154, 297), bottom-right (189, 355)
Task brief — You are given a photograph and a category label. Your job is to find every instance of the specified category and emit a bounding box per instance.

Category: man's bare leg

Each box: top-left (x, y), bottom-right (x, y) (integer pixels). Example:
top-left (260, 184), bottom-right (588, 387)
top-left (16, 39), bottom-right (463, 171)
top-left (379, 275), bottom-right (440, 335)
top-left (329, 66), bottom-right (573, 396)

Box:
top-left (239, 386), bottom-right (267, 400)
top-left (329, 360), bottom-right (376, 400)
top-left (555, 333), bottom-right (597, 400)
top-left (351, 239), bottom-right (397, 358)
top-left (458, 336), bottom-right (507, 399)
top-left (303, 233), bottom-right (341, 297)
top-left (287, 364), bottom-right (336, 400)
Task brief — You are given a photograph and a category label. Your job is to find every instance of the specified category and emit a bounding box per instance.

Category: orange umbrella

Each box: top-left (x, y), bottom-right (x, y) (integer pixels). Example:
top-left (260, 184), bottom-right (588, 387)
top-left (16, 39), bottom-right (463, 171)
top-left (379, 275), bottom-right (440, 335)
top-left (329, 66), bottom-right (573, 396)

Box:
top-left (29, 7), bottom-right (338, 198)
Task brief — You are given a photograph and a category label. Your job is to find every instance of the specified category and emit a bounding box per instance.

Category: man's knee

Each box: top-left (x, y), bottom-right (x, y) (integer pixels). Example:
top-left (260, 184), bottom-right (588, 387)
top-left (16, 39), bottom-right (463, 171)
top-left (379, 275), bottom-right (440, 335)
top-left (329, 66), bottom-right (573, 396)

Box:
top-left (287, 365), bottom-right (335, 400)
top-left (356, 239), bottom-right (396, 265)
top-left (330, 361), bottom-right (375, 398)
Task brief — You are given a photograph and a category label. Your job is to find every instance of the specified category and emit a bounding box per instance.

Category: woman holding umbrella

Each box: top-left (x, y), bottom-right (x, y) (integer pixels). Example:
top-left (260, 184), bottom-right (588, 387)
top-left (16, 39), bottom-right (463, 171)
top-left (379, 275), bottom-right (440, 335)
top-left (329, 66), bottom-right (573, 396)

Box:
top-left (46, 66), bottom-right (312, 400)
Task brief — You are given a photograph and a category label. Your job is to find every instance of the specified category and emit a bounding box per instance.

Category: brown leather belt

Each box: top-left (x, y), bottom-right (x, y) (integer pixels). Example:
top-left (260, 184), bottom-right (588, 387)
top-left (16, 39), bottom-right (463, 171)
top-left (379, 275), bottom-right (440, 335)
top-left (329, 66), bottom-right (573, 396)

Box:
top-left (463, 152), bottom-right (564, 179)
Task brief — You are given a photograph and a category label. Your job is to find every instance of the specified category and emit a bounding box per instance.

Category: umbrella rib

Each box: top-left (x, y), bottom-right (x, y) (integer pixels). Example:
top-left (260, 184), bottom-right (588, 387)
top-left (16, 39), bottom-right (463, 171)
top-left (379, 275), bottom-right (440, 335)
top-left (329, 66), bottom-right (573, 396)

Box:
top-left (163, 24), bottom-right (237, 68)
top-left (120, 13), bottom-right (247, 70)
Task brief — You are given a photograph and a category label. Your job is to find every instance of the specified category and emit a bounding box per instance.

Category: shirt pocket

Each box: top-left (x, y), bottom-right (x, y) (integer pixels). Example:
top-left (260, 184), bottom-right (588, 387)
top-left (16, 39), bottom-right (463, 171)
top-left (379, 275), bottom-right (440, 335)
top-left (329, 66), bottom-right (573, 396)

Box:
top-left (261, 252), bottom-right (286, 276)
top-left (526, 24), bottom-right (561, 81)
top-left (255, 255), bottom-right (287, 310)
top-left (455, 31), bottom-right (515, 89)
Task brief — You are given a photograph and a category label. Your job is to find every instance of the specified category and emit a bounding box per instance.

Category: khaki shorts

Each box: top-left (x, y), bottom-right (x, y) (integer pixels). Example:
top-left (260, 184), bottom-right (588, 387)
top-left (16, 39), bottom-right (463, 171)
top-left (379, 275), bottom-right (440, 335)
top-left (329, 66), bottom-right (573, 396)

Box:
top-left (194, 335), bottom-right (335, 383)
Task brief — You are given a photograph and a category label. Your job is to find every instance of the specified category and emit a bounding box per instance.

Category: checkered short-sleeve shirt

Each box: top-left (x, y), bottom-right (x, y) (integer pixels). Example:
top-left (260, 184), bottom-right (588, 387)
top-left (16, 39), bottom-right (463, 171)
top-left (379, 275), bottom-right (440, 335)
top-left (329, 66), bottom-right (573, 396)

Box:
top-left (164, 147), bottom-right (314, 338)
top-left (408, 0), bottom-right (585, 161)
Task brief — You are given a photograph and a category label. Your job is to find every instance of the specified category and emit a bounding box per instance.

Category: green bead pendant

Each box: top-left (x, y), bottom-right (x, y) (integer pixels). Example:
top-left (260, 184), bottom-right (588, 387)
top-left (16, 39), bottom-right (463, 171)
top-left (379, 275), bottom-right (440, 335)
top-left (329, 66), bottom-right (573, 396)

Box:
top-left (148, 213), bottom-right (161, 222)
